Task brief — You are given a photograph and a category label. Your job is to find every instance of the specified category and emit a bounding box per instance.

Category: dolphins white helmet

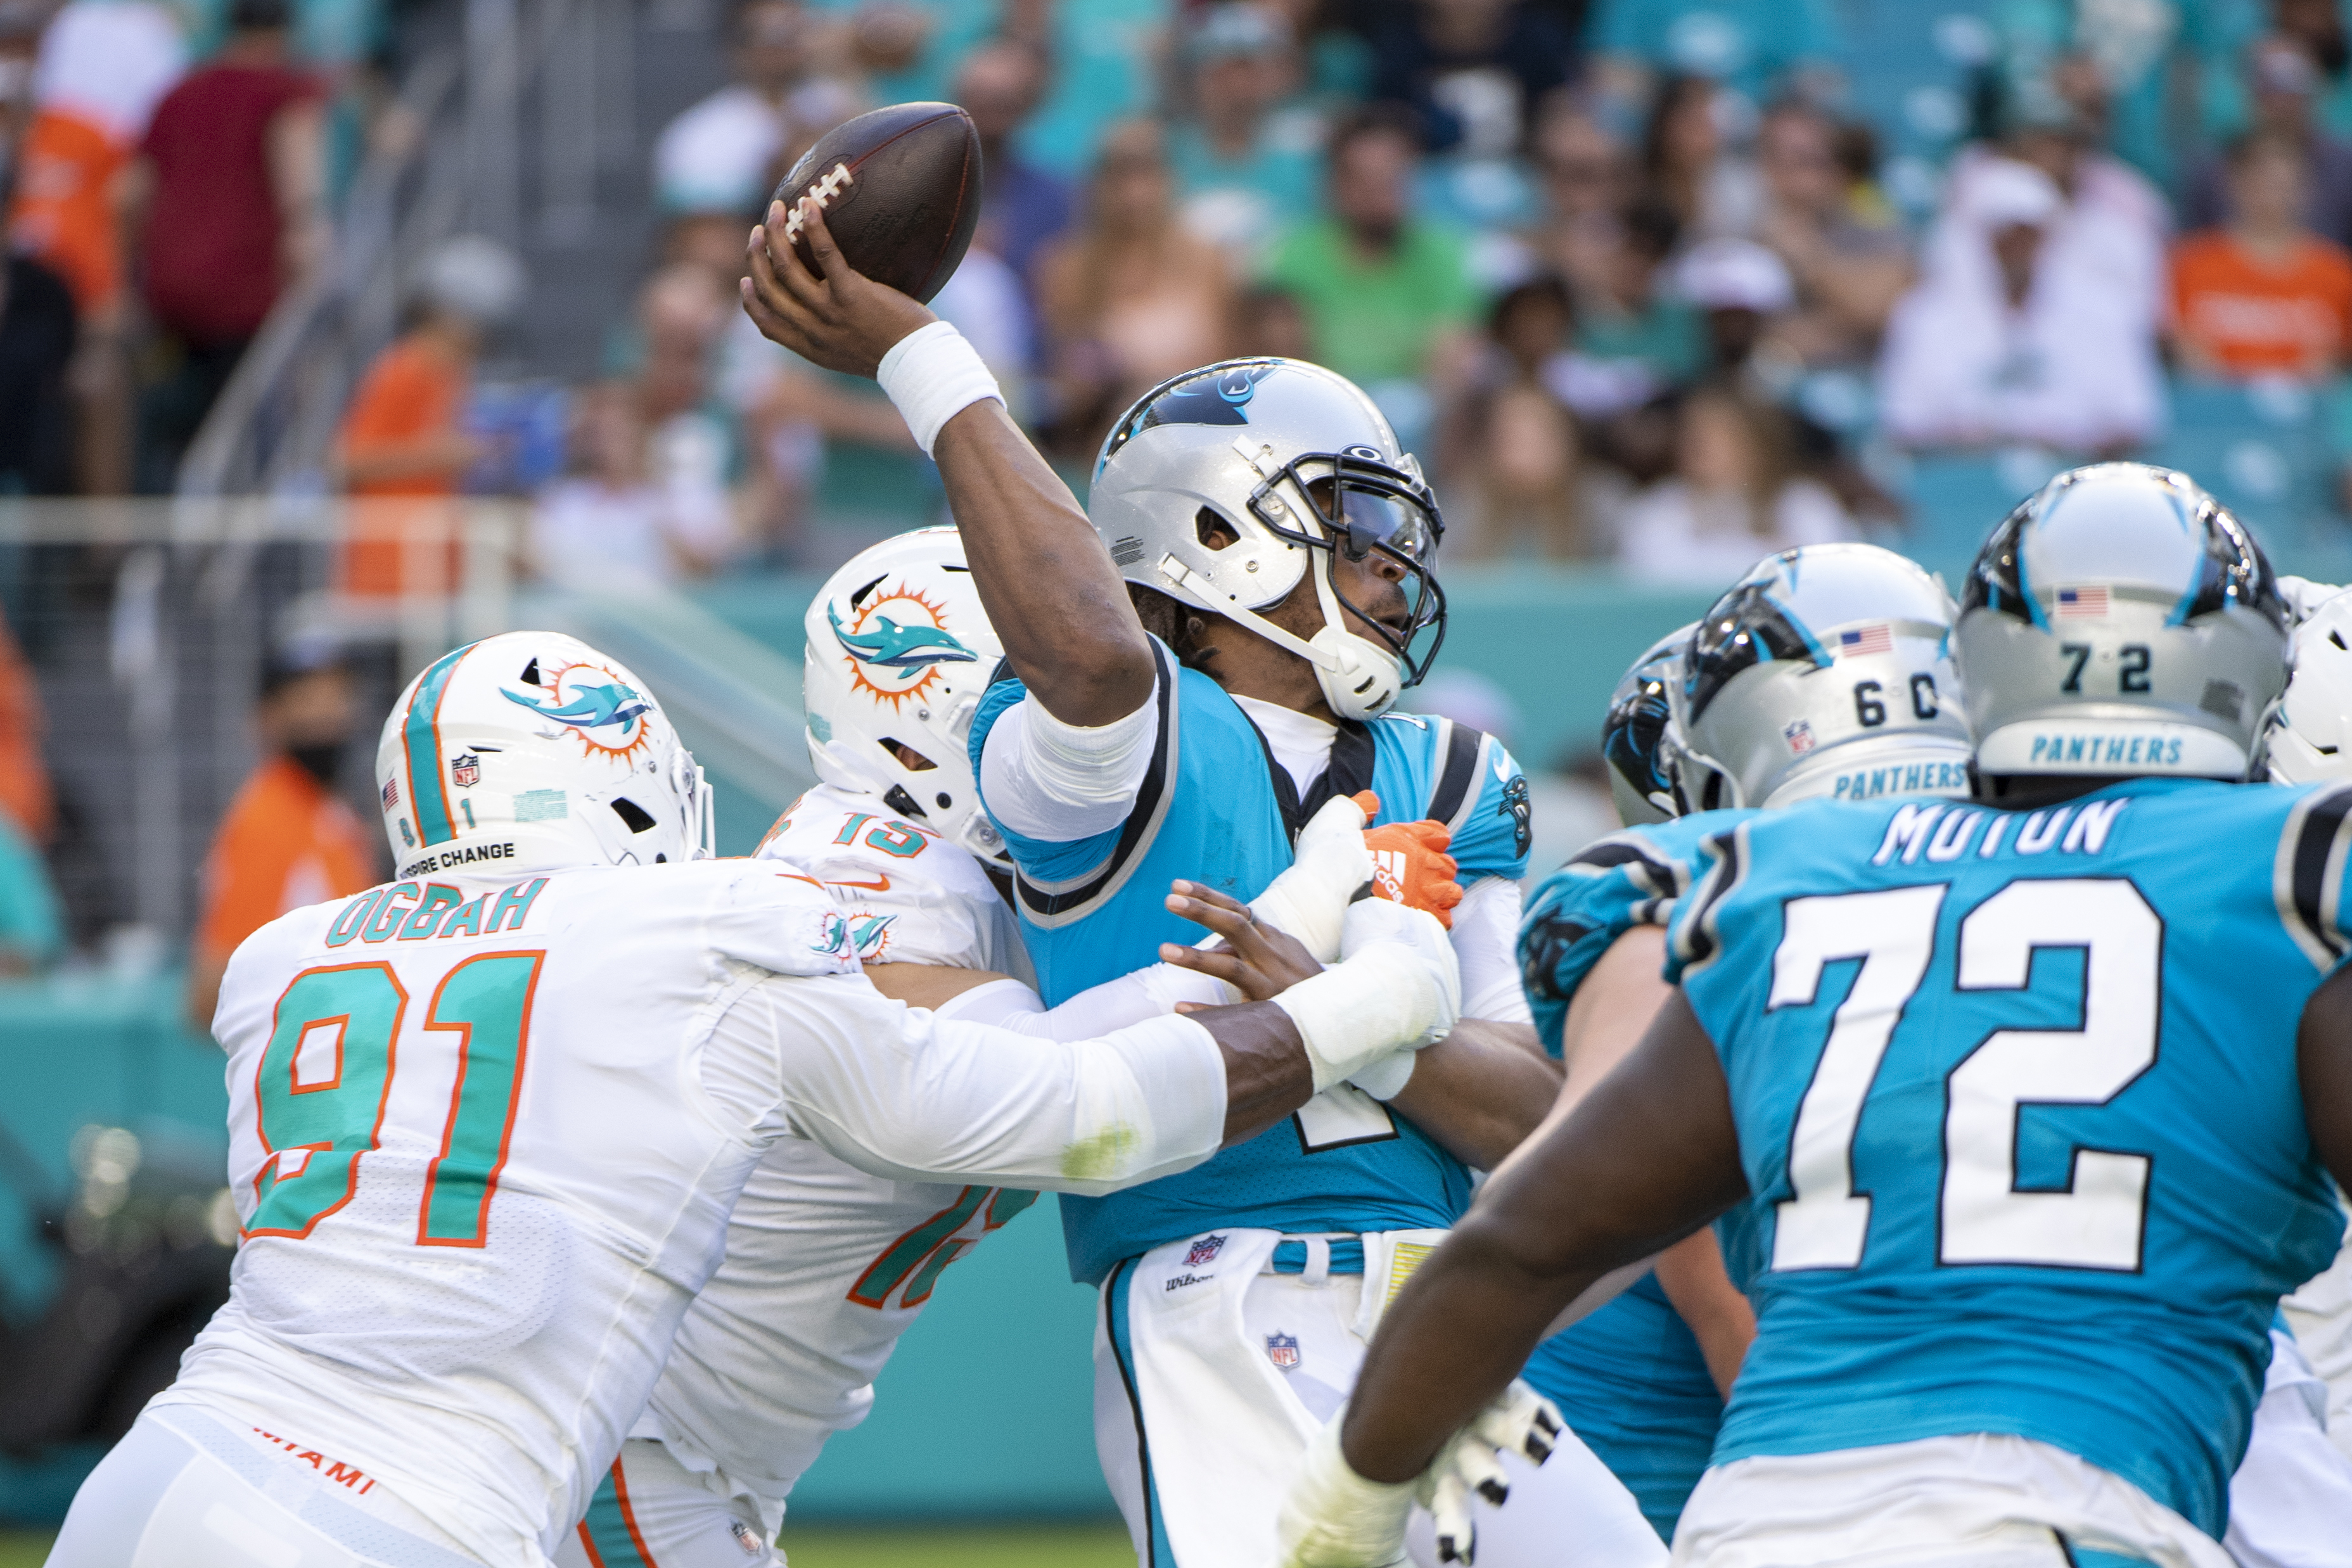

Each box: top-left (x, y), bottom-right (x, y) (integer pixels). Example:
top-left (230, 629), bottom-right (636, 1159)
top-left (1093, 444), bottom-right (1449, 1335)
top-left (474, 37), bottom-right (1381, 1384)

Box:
top-left (1671, 544), bottom-right (1972, 810)
top-left (374, 631), bottom-right (711, 881)
top-left (1089, 358), bottom-right (1446, 721)
top-left (802, 526), bottom-right (1007, 861)
top-left (1957, 462), bottom-right (2288, 782)
top-left (2265, 584), bottom-right (2352, 784)
top-left (1602, 623), bottom-right (1696, 824)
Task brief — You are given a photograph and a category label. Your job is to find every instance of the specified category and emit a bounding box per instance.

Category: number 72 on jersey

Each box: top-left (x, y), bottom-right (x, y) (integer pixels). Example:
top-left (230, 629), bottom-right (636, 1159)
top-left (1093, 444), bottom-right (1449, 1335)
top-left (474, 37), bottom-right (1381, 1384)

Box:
top-left (1765, 878), bottom-right (2158, 1273)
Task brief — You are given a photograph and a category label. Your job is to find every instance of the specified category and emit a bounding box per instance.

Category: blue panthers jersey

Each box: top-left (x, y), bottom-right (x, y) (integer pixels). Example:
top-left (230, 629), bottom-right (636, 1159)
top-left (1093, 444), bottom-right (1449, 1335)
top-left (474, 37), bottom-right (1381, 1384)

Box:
top-left (1518, 819), bottom-right (1766, 1538)
top-left (1520, 813), bottom-right (1753, 1059)
top-left (1663, 777), bottom-right (2348, 1537)
top-left (970, 640), bottom-right (1531, 1284)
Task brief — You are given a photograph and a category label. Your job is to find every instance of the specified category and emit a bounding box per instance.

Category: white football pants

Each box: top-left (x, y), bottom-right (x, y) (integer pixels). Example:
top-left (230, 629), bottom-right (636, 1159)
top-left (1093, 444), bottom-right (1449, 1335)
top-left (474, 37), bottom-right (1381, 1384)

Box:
top-left (1095, 1228), bottom-right (1666, 1568)
top-left (549, 1437), bottom-right (777, 1568)
top-left (1671, 1433), bottom-right (2237, 1568)
top-left (47, 1407), bottom-right (491, 1568)
top-left (2226, 1329), bottom-right (2352, 1568)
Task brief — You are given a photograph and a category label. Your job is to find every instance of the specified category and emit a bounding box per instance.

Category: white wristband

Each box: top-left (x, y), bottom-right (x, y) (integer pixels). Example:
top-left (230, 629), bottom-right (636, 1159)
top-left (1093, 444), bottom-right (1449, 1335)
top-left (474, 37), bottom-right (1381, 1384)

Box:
top-left (877, 320), bottom-right (1004, 456)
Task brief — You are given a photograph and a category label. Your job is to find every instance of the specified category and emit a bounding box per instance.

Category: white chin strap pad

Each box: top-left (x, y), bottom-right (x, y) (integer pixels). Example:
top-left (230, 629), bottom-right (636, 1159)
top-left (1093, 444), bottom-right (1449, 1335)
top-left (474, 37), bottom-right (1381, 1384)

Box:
top-left (1207, 554), bottom-right (1408, 723)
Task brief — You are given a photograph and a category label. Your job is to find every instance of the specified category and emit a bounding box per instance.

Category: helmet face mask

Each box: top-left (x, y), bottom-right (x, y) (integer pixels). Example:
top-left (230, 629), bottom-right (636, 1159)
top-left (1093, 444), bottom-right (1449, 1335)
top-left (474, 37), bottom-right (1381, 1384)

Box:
top-left (1093, 358), bottom-right (1448, 721)
top-left (1603, 623), bottom-right (1696, 824)
top-left (1956, 462), bottom-right (2289, 782)
top-left (802, 526), bottom-right (1009, 863)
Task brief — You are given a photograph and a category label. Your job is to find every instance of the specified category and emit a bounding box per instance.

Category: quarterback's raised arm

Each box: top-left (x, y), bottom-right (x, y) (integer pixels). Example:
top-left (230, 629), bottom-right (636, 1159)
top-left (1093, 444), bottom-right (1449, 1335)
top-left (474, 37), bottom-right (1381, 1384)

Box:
top-left (742, 198), bottom-right (1153, 726)
top-left (755, 896), bottom-right (1460, 1197)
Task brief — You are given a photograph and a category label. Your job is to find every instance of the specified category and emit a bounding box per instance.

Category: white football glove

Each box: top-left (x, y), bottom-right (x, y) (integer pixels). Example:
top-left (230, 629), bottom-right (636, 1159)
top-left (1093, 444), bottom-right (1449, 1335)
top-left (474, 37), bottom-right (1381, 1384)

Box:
top-left (1273, 1383), bottom-right (1564, 1568)
top-left (1417, 1380), bottom-right (1565, 1565)
top-left (1274, 898), bottom-right (1460, 1093)
top-left (1274, 1417), bottom-right (1414, 1568)
top-left (1250, 793), bottom-right (1376, 963)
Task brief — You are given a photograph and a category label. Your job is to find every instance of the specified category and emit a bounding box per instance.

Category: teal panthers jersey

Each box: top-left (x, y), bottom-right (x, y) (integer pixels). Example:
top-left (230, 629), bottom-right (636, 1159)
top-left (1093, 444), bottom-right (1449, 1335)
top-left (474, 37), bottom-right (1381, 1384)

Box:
top-left (969, 641), bottom-right (1531, 1284)
top-left (1664, 778), bottom-right (2348, 1537)
top-left (1517, 817), bottom-right (1765, 1540)
top-left (1520, 813), bottom-right (1753, 1059)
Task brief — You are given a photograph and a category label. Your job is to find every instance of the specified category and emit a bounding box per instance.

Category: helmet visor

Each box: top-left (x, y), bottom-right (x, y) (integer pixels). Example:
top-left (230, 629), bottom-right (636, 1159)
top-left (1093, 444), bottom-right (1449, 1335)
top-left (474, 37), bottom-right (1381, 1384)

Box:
top-left (1250, 452), bottom-right (1449, 688)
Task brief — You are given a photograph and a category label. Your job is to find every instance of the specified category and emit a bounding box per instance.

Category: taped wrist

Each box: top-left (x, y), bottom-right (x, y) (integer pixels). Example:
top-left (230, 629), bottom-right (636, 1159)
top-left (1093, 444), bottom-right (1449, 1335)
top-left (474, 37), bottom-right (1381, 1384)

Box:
top-left (1250, 794), bottom-right (1374, 962)
top-left (877, 320), bottom-right (1003, 456)
top-left (1274, 943), bottom-right (1452, 1094)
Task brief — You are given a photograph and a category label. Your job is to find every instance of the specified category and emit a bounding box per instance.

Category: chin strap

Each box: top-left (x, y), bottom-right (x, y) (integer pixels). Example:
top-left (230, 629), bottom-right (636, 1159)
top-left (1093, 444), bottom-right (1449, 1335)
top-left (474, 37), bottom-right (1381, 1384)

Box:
top-left (1156, 552), bottom-right (1405, 722)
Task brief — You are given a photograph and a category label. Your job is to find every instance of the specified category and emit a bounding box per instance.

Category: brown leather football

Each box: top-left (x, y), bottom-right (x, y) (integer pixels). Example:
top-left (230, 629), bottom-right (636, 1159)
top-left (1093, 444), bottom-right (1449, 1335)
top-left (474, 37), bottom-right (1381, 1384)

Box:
top-left (769, 102), bottom-right (983, 303)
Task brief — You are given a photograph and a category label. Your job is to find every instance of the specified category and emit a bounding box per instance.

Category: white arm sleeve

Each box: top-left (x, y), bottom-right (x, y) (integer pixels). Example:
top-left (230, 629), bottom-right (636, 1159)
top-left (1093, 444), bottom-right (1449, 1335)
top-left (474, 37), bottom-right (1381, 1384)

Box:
top-left (978, 673), bottom-right (1161, 844)
top-left (935, 965), bottom-right (1229, 1040)
top-left (1453, 877), bottom-right (1533, 1024)
top-left (728, 971), bottom-right (1227, 1195)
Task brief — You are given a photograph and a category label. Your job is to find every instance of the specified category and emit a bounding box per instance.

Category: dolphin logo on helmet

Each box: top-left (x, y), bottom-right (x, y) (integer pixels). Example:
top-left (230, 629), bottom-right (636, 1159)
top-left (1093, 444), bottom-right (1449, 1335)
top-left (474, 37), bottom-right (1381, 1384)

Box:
top-left (501, 679), bottom-right (651, 732)
top-left (827, 602), bottom-right (979, 673)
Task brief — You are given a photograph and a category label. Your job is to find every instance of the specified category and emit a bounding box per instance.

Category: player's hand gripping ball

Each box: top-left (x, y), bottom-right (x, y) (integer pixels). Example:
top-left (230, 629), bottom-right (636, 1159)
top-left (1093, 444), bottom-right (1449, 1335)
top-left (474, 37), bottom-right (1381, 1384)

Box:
top-left (769, 101), bottom-right (981, 302)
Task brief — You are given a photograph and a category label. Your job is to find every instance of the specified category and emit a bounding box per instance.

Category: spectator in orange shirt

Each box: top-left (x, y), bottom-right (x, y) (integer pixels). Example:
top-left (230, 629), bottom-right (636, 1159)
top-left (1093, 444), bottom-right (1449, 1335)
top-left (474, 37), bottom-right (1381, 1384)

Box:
top-left (186, 641), bottom-right (376, 1031)
top-left (2171, 131), bottom-right (2352, 380)
top-left (333, 236), bottom-right (524, 599)
top-left (0, 604), bottom-right (53, 846)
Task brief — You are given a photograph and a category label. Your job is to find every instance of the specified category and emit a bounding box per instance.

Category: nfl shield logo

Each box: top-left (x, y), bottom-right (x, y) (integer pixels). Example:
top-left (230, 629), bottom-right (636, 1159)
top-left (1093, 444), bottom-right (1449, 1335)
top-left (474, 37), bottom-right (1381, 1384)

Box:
top-left (1265, 1332), bottom-right (1301, 1371)
top-left (451, 753), bottom-right (480, 788)
top-left (1186, 1233), bottom-right (1227, 1267)
top-left (1783, 720), bottom-right (1817, 755)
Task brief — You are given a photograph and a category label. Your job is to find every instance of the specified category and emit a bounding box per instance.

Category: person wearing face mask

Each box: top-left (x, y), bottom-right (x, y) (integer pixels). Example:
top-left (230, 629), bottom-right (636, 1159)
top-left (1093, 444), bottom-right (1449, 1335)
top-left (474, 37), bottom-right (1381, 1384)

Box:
top-left (184, 639), bottom-right (376, 1031)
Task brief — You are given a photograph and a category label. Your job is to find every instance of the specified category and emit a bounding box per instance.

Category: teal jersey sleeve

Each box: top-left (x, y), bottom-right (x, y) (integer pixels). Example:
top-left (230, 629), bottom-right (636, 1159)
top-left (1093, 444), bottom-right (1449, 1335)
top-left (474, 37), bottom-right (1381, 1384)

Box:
top-left (1447, 738), bottom-right (1531, 883)
top-left (1658, 779), bottom-right (2346, 1537)
top-left (1518, 812), bottom-right (1750, 1057)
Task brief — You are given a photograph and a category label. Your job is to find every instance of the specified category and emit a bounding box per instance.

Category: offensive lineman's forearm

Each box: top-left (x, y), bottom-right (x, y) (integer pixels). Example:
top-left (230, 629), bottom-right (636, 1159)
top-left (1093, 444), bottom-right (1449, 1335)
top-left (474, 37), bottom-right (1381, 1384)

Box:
top-left (933, 402), bottom-right (1155, 725)
top-left (1385, 1019), bottom-right (1561, 1170)
top-left (1341, 991), bottom-right (1748, 1482)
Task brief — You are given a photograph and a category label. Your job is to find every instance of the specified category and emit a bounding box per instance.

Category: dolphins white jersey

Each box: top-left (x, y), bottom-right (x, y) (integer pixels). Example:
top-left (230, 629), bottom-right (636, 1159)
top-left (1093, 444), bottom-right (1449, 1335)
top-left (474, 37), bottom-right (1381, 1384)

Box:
top-left (621, 792), bottom-right (1040, 1533)
top-left (160, 857), bottom-right (1226, 1567)
top-left (753, 780), bottom-right (1025, 976)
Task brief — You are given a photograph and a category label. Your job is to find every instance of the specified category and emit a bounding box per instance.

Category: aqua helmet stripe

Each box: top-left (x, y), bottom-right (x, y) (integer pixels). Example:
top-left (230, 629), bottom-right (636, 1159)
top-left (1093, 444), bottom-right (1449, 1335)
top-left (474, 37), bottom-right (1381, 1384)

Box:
top-left (403, 645), bottom-right (473, 847)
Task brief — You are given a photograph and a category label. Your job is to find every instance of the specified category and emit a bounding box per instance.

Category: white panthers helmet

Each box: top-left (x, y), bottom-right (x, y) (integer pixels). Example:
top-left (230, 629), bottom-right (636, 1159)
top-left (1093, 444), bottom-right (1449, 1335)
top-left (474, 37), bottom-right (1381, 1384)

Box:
top-left (1670, 544), bottom-right (1973, 810)
top-left (2266, 585), bottom-right (2352, 784)
top-left (803, 526), bottom-right (1007, 861)
top-left (1089, 358), bottom-right (1446, 721)
top-left (374, 631), bottom-right (712, 881)
top-left (1602, 623), bottom-right (1696, 825)
top-left (1957, 462), bottom-right (2289, 782)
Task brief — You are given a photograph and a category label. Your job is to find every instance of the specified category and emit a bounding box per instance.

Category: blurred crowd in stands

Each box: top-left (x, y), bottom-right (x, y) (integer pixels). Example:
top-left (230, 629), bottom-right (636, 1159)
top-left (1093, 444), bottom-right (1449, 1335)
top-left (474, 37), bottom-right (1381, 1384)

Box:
top-left (23, 0), bottom-right (2352, 976)
top-left (416, 0), bottom-right (2352, 590)
top-left (10, 0), bottom-right (2352, 581)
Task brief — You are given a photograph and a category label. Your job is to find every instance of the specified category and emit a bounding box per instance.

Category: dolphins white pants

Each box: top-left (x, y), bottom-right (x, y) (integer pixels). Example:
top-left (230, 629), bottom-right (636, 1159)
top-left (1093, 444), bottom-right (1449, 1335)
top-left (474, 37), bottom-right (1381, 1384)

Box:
top-left (1094, 1227), bottom-right (1666, 1568)
top-left (47, 1406), bottom-right (492, 1568)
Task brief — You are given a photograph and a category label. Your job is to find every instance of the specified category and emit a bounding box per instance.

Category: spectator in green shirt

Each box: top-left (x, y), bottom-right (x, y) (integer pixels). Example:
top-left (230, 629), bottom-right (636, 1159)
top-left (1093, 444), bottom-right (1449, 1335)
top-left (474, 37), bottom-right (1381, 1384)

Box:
top-left (1263, 107), bottom-right (1482, 442)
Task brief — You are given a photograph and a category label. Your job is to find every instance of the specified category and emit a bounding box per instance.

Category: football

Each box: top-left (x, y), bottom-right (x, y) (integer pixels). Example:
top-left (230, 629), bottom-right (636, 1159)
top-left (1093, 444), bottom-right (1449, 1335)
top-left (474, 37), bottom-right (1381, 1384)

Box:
top-left (769, 101), bottom-right (983, 303)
